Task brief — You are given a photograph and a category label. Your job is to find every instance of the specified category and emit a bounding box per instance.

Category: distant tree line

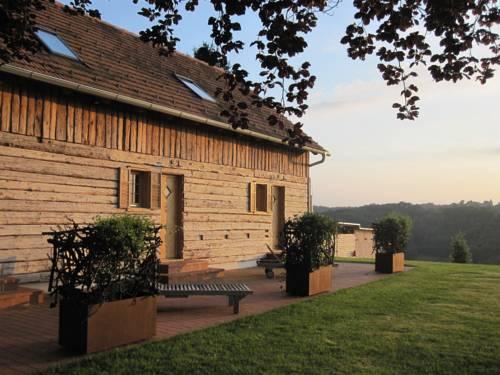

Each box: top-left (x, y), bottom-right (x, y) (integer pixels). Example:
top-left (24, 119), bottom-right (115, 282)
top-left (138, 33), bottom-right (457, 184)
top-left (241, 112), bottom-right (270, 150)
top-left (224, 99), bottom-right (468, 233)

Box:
top-left (315, 201), bottom-right (500, 264)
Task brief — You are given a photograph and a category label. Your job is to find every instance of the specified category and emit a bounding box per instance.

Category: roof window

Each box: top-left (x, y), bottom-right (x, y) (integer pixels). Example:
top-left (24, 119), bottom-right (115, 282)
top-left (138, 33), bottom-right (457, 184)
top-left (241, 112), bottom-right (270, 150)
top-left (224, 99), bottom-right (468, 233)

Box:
top-left (35, 29), bottom-right (79, 60)
top-left (175, 74), bottom-right (216, 102)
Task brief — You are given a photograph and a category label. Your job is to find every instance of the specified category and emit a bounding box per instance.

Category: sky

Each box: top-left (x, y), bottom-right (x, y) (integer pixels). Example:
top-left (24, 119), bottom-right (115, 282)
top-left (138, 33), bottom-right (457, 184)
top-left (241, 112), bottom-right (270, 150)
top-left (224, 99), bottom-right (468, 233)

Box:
top-left (60, 1), bottom-right (500, 207)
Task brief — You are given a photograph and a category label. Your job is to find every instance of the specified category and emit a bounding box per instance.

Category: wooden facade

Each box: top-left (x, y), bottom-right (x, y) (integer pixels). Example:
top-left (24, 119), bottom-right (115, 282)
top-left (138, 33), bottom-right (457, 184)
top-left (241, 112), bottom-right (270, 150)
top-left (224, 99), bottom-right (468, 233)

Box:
top-left (335, 223), bottom-right (374, 259)
top-left (0, 76), bottom-right (311, 282)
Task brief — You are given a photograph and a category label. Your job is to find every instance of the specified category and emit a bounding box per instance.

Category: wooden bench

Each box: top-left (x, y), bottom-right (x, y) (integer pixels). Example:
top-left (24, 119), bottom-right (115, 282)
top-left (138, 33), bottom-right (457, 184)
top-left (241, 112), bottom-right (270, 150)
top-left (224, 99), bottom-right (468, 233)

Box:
top-left (158, 283), bottom-right (253, 314)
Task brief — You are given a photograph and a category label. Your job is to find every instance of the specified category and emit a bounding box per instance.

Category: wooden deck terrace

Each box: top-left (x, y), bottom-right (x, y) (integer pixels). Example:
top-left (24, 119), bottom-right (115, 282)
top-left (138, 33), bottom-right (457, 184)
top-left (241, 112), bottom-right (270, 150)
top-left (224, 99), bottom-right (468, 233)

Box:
top-left (0, 263), bottom-right (398, 374)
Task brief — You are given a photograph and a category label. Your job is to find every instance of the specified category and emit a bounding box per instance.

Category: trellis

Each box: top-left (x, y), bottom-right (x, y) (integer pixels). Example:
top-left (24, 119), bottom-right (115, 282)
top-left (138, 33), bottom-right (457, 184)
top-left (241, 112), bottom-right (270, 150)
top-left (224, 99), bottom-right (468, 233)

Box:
top-left (45, 221), bottom-right (160, 307)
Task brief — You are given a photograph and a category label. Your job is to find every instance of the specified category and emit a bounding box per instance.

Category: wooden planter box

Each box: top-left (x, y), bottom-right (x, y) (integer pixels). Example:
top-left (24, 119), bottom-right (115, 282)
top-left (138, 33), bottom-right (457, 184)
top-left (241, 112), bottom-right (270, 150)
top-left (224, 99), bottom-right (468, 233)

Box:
top-left (286, 265), bottom-right (333, 297)
top-left (59, 296), bottom-right (156, 354)
top-left (375, 252), bottom-right (405, 273)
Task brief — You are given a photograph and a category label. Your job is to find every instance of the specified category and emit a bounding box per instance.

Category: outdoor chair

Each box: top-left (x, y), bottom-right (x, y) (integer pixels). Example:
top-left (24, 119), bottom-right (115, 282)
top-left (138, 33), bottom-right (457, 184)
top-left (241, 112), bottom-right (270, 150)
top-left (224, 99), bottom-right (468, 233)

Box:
top-left (256, 244), bottom-right (285, 278)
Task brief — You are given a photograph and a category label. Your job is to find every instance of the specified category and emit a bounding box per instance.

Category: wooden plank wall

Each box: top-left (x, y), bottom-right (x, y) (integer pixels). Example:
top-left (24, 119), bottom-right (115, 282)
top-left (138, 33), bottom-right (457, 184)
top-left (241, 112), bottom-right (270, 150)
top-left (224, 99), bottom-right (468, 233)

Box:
top-left (334, 234), bottom-right (356, 258)
top-left (0, 77), bottom-right (309, 178)
top-left (353, 230), bottom-right (375, 258)
top-left (0, 77), bottom-right (310, 282)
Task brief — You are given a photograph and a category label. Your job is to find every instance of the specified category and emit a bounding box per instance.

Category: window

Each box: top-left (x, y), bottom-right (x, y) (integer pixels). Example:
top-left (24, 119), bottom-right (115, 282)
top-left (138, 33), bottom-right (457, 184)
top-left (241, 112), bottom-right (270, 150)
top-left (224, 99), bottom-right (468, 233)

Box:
top-left (175, 74), bottom-right (216, 102)
top-left (119, 168), bottom-right (160, 210)
top-left (35, 30), bottom-right (79, 60)
top-left (248, 182), bottom-right (270, 213)
top-left (255, 184), bottom-right (268, 212)
top-left (130, 171), bottom-right (150, 208)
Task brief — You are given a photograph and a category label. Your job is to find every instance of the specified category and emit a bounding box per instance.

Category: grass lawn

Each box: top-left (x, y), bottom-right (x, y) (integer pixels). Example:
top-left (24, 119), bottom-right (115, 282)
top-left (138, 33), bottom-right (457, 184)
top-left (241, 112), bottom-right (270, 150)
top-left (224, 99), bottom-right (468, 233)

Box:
top-left (41, 261), bottom-right (500, 375)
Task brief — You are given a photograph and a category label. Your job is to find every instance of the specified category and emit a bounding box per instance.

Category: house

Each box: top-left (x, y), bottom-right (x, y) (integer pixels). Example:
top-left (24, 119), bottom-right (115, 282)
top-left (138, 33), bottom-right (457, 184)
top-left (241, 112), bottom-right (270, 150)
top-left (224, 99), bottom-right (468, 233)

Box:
top-left (335, 222), bottom-right (374, 258)
top-left (0, 2), bottom-right (328, 283)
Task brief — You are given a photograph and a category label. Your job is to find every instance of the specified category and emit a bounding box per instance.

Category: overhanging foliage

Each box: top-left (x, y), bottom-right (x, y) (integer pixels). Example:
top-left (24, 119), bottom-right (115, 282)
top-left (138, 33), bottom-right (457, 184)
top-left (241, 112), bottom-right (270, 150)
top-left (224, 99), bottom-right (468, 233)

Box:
top-left (1, 1), bottom-right (497, 144)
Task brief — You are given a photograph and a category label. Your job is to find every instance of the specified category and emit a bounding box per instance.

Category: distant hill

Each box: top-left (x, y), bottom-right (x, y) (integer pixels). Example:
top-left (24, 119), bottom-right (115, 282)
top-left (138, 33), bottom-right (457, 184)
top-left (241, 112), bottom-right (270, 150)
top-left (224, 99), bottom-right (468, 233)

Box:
top-left (315, 201), bottom-right (500, 264)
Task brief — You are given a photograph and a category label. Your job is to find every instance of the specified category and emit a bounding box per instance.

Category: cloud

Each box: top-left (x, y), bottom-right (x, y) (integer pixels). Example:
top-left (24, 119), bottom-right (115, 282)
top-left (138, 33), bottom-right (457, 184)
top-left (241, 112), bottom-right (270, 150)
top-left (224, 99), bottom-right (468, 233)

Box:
top-left (307, 71), bottom-right (500, 119)
top-left (453, 147), bottom-right (500, 157)
top-left (308, 79), bottom-right (398, 113)
top-left (304, 74), bottom-right (500, 206)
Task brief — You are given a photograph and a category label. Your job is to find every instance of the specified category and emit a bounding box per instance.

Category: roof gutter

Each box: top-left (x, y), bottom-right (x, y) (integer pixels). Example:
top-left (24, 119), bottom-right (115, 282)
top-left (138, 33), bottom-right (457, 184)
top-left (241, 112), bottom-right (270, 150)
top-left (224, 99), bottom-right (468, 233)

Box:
top-left (309, 152), bottom-right (326, 167)
top-left (1, 64), bottom-right (330, 156)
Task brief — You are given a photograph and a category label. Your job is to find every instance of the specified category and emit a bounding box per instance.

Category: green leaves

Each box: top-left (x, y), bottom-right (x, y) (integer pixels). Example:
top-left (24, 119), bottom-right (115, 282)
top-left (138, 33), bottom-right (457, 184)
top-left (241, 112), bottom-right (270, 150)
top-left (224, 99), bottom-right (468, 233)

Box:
top-left (283, 212), bottom-right (337, 272)
top-left (373, 213), bottom-right (412, 254)
top-left (47, 215), bottom-right (161, 306)
top-left (449, 232), bottom-right (472, 263)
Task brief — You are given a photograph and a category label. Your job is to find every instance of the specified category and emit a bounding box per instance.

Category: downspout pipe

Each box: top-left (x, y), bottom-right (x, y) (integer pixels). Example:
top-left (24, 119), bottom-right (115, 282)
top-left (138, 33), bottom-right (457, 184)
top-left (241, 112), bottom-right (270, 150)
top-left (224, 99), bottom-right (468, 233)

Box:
top-left (0, 64), bottom-right (331, 156)
top-left (309, 152), bottom-right (327, 167)
top-left (307, 152), bottom-right (328, 212)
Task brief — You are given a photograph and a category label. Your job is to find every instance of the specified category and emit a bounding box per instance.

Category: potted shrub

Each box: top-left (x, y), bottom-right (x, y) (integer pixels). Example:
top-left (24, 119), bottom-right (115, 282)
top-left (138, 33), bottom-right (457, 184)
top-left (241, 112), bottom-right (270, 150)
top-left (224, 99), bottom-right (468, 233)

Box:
top-left (47, 215), bottom-right (160, 354)
top-left (372, 213), bottom-right (412, 273)
top-left (283, 213), bottom-right (337, 296)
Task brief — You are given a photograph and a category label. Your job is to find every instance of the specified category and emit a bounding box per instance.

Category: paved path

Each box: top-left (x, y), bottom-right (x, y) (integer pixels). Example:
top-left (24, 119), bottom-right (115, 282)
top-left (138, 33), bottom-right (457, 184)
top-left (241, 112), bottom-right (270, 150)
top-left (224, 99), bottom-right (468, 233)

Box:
top-left (0, 263), bottom-right (395, 374)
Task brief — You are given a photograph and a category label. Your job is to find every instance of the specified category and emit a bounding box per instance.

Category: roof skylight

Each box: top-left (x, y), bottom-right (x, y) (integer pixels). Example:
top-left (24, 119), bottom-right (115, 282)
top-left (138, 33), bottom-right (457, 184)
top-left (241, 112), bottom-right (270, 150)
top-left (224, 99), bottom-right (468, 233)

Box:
top-left (175, 74), bottom-right (216, 102)
top-left (36, 29), bottom-right (78, 60)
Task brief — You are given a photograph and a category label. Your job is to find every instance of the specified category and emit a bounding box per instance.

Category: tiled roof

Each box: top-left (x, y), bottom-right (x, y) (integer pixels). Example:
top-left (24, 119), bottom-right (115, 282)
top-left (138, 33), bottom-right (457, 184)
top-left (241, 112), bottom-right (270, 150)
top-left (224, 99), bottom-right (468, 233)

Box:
top-left (6, 2), bottom-right (325, 152)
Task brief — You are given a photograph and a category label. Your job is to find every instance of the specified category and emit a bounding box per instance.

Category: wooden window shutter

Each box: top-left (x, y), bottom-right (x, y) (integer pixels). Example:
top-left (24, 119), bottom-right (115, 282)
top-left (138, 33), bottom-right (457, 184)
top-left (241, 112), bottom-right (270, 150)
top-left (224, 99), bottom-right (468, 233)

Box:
top-left (249, 182), bottom-right (256, 212)
top-left (150, 171), bottom-right (161, 209)
top-left (267, 185), bottom-right (272, 212)
top-left (142, 173), bottom-right (152, 207)
top-left (129, 171), bottom-right (136, 206)
top-left (119, 167), bottom-right (129, 208)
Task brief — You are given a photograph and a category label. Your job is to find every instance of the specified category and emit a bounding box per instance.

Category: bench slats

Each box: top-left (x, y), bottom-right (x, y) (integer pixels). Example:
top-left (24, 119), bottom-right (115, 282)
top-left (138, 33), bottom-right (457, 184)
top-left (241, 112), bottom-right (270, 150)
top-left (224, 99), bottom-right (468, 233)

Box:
top-left (159, 282), bottom-right (253, 314)
top-left (159, 282), bottom-right (252, 295)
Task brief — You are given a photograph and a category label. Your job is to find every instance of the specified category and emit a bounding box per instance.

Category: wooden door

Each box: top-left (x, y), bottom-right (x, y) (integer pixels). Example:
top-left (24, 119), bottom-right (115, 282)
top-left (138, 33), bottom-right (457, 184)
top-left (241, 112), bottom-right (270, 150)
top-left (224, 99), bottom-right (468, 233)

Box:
top-left (272, 186), bottom-right (285, 249)
top-left (160, 174), bottom-right (183, 259)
